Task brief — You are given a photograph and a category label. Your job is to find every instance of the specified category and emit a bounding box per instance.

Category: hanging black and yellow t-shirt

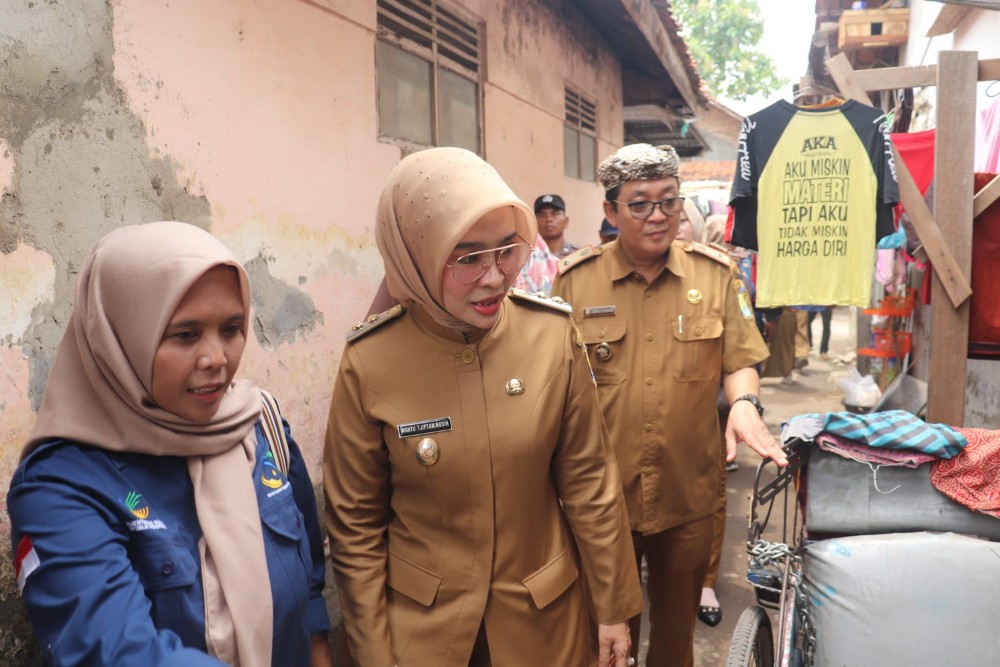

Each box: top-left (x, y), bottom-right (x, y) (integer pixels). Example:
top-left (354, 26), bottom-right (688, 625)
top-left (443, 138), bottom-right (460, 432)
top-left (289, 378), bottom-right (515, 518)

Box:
top-left (730, 99), bottom-right (898, 307)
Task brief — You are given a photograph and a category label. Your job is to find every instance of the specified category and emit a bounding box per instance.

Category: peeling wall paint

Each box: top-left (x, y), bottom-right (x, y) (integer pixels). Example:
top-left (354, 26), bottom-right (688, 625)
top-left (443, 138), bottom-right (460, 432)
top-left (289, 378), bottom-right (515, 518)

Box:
top-left (0, 0), bottom-right (631, 660)
top-left (0, 139), bottom-right (13, 194)
top-left (0, 0), bottom-right (213, 417)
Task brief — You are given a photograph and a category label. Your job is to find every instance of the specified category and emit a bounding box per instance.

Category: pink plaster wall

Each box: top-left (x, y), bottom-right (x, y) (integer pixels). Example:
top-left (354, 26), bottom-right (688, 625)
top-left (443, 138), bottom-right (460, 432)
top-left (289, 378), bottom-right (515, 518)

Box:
top-left (1, 0), bottom-right (625, 485)
top-left (110, 0), bottom-right (401, 467)
top-left (106, 0), bottom-right (620, 466)
top-left (0, 1), bottom-right (638, 655)
top-left (0, 139), bottom-right (12, 194)
top-left (1, 245), bottom-right (56, 513)
top-left (475, 0), bottom-right (622, 248)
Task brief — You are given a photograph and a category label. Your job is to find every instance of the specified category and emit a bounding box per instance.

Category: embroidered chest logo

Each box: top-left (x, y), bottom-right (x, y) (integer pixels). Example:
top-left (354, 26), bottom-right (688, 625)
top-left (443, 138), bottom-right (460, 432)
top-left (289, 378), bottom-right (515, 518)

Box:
top-left (261, 451), bottom-right (286, 490)
top-left (125, 490), bottom-right (149, 518)
top-left (122, 490), bottom-right (167, 532)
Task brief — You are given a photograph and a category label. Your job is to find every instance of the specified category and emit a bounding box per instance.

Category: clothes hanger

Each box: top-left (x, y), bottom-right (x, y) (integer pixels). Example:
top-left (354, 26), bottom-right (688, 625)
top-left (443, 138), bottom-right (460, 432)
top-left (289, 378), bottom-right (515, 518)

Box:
top-left (793, 76), bottom-right (844, 105)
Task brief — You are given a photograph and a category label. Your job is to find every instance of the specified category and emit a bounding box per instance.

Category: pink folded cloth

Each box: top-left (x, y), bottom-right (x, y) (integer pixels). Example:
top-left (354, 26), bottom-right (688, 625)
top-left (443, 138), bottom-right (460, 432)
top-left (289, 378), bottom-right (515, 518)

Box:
top-left (930, 428), bottom-right (1000, 520)
top-left (815, 432), bottom-right (937, 468)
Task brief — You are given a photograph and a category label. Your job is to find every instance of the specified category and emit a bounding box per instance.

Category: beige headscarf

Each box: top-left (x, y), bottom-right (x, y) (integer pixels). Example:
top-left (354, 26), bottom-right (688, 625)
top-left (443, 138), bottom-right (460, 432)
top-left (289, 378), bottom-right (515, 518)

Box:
top-left (27, 221), bottom-right (272, 667)
top-left (682, 198), bottom-right (705, 243)
top-left (704, 213), bottom-right (728, 245)
top-left (375, 147), bottom-right (536, 330)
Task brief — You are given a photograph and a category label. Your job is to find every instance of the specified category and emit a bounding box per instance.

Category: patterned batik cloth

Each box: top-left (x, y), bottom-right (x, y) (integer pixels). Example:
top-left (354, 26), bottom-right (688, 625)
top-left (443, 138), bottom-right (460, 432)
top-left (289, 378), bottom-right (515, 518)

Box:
top-left (930, 427), bottom-right (1000, 519)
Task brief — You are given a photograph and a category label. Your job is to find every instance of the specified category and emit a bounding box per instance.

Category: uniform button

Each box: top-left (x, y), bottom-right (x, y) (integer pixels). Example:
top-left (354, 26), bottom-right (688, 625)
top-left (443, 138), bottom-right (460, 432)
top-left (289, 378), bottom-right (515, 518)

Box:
top-left (643, 423), bottom-right (654, 432)
top-left (694, 326), bottom-right (704, 336)
top-left (645, 291), bottom-right (652, 298)
top-left (161, 561), bottom-right (174, 576)
top-left (461, 349), bottom-right (476, 364)
top-left (599, 330), bottom-right (606, 338)
top-left (646, 333), bottom-right (654, 341)
top-left (645, 377), bottom-right (654, 385)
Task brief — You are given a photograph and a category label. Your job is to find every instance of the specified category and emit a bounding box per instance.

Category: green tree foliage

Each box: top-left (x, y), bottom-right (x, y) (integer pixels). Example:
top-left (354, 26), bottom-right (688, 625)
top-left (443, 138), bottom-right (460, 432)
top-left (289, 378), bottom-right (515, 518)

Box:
top-left (671, 0), bottom-right (786, 101)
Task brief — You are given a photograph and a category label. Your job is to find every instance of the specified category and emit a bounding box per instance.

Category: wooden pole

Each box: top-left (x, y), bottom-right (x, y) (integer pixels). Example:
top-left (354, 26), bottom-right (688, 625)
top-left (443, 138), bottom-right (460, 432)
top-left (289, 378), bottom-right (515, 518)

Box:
top-left (927, 51), bottom-right (977, 425)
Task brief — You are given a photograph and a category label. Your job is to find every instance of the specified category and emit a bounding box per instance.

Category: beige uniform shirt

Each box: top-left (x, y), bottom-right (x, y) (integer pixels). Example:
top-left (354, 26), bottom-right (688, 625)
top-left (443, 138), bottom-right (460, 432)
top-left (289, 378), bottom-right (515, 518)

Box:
top-left (324, 294), bottom-right (642, 667)
top-left (552, 240), bottom-right (769, 534)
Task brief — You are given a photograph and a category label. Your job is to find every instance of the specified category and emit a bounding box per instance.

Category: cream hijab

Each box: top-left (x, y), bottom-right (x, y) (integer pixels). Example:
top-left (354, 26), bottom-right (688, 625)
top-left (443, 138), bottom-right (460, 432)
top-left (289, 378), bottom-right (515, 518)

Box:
top-left (27, 221), bottom-right (272, 667)
top-left (375, 147), bottom-right (536, 330)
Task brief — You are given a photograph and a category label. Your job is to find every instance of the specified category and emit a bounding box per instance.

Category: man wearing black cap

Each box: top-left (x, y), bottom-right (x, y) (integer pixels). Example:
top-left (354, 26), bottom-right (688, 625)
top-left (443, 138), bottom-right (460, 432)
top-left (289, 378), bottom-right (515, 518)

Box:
top-left (534, 194), bottom-right (579, 258)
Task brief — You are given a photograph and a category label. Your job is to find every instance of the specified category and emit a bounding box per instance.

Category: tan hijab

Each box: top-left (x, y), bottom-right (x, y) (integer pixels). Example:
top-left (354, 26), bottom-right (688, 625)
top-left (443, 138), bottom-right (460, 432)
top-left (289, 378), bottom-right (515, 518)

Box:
top-left (27, 221), bottom-right (272, 667)
top-left (375, 147), bottom-right (536, 330)
top-left (682, 198), bottom-right (705, 244)
top-left (704, 213), bottom-right (728, 245)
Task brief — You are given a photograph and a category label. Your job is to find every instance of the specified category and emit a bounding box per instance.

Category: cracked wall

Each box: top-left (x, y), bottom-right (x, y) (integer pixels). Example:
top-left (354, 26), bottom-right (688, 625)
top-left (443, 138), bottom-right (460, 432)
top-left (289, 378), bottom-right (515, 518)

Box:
top-left (0, 0), bottom-right (630, 662)
top-left (0, 1), bottom-right (395, 660)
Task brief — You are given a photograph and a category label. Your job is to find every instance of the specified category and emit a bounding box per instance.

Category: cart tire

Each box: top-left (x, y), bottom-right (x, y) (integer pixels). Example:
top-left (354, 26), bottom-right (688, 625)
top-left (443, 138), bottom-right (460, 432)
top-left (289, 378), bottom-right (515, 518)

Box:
top-left (726, 606), bottom-right (775, 667)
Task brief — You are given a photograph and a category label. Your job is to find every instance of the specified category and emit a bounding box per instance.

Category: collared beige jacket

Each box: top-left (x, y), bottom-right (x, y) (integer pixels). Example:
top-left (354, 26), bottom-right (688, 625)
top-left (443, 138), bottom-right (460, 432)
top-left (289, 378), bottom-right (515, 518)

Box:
top-left (324, 295), bottom-right (642, 667)
top-left (552, 239), bottom-right (769, 534)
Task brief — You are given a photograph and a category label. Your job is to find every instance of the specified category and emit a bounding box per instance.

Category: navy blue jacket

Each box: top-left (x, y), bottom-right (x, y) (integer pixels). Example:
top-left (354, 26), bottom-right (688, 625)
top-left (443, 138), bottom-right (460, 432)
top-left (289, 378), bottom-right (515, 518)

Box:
top-left (8, 420), bottom-right (330, 666)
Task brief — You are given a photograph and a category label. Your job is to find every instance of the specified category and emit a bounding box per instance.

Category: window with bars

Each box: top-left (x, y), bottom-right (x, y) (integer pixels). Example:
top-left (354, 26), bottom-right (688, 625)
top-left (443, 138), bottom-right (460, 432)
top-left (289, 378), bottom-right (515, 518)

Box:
top-left (564, 88), bottom-right (597, 181)
top-left (376, 0), bottom-right (482, 153)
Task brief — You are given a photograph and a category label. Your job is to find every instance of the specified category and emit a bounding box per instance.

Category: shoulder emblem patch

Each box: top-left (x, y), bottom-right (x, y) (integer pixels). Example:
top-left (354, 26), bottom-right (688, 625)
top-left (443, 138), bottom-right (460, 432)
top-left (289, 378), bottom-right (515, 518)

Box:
top-left (346, 304), bottom-right (404, 342)
top-left (508, 288), bottom-right (573, 314)
top-left (557, 244), bottom-right (602, 275)
top-left (684, 241), bottom-right (732, 268)
top-left (733, 278), bottom-right (755, 320)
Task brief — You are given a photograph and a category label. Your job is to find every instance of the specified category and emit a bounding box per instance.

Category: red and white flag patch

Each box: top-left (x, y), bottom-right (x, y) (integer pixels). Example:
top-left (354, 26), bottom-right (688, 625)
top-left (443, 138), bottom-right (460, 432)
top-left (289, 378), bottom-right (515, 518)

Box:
top-left (15, 535), bottom-right (40, 595)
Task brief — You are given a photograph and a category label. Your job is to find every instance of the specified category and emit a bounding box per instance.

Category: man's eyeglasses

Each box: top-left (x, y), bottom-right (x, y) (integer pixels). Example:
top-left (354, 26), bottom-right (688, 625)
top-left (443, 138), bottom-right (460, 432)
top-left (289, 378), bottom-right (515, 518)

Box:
top-left (612, 196), bottom-right (686, 221)
top-left (446, 239), bottom-right (531, 285)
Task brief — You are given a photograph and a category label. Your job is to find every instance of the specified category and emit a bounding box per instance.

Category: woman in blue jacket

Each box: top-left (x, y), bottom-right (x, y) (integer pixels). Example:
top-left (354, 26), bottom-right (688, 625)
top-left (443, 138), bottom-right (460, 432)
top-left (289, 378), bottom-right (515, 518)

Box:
top-left (7, 221), bottom-right (332, 667)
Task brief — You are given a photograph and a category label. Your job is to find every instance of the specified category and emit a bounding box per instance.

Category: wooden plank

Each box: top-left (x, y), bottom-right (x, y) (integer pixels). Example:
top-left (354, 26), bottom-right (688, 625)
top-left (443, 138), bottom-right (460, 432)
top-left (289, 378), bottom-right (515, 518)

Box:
top-left (930, 0), bottom-right (1000, 9)
top-left (927, 4), bottom-right (973, 36)
top-left (827, 52), bottom-right (973, 308)
top-left (928, 51), bottom-right (977, 425)
top-left (973, 174), bottom-right (1000, 218)
top-left (851, 58), bottom-right (1000, 90)
top-left (621, 0), bottom-right (700, 112)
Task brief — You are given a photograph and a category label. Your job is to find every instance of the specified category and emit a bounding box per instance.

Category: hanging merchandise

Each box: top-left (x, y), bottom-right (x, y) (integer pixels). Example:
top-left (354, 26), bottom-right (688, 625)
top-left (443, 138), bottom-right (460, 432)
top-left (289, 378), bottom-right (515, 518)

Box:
top-left (975, 95), bottom-right (1000, 175)
top-left (970, 172), bottom-right (1000, 357)
top-left (891, 129), bottom-right (935, 195)
top-left (891, 129), bottom-right (935, 305)
top-left (729, 100), bottom-right (899, 308)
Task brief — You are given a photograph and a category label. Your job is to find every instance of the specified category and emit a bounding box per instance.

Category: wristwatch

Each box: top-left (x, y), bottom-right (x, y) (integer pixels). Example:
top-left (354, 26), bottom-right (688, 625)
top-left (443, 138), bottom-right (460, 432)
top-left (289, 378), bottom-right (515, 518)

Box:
top-left (733, 394), bottom-right (764, 416)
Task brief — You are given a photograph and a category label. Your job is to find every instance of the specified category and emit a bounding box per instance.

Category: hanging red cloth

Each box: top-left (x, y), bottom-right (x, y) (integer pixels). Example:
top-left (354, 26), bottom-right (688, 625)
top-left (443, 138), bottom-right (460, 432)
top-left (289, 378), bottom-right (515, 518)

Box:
top-left (970, 173), bottom-right (1000, 357)
top-left (891, 130), bottom-right (936, 304)
top-left (892, 129), bottom-right (936, 196)
top-left (888, 130), bottom-right (1000, 355)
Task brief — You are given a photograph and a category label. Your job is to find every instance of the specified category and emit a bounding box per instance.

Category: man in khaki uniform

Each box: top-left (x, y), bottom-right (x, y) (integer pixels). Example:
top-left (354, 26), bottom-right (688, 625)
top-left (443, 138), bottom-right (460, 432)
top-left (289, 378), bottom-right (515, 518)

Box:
top-left (552, 143), bottom-right (788, 667)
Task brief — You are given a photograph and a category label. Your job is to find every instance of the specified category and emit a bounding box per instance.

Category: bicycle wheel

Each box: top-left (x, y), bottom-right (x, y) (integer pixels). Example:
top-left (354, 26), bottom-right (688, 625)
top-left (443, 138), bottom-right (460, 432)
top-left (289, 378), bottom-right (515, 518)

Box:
top-left (726, 606), bottom-right (775, 667)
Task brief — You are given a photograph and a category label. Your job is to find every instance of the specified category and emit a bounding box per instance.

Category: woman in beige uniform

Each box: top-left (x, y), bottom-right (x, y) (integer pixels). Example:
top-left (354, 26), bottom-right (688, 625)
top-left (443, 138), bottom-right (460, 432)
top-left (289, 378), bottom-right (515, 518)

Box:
top-left (324, 147), bottom-right (642, 667)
